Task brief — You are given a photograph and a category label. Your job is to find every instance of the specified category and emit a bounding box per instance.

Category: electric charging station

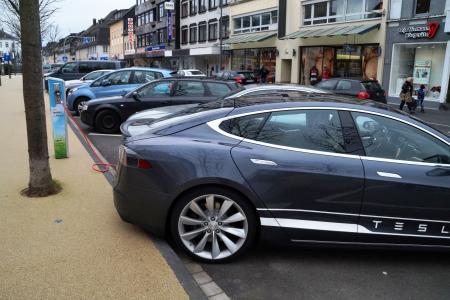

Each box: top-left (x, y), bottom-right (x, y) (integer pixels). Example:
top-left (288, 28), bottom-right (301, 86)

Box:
top-left (48, 78), bottom-right (69, 159)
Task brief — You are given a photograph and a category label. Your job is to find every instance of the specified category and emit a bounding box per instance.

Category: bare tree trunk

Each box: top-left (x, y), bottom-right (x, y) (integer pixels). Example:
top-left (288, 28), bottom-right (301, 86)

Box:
top-left (19, 0), bottom-right (58, 197)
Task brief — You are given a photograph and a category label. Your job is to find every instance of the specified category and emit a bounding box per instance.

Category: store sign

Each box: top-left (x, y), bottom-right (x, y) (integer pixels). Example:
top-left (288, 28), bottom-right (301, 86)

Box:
top-left (128, 18), bottom-right (134, 43)
top-left (398, 22), bottom-right (440, 39)
top-left (167, 11), bottom-right (172, 44)
top-left (164, 1), bottom-right (175, 10)
top-left (413, 60), bottom-right (432, 85)
top-left (146, 45), bottom-right (166, 52)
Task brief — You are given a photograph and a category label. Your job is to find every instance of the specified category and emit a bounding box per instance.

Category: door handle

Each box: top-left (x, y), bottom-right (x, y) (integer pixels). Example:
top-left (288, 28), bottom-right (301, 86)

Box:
top-left (376, 171), bottom-right (402, 179)
top-left (250, 159), bottom-right (278, 166)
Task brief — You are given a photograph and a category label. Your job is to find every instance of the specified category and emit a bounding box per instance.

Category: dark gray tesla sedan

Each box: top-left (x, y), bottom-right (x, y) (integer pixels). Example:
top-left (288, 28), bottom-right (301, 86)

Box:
top-left (114, 94), bottom-right (450, 262)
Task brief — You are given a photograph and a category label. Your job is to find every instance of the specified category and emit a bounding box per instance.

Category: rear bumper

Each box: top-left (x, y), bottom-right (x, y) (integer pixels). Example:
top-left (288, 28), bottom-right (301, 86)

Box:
top-left (113, 165), bottom-right (175, 236)
top-left (80, 110), bottom-right (95, 127)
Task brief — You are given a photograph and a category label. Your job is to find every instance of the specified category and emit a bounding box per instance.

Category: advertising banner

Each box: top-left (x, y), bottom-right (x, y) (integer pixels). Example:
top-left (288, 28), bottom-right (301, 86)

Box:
top-left (48, 78), bottom-right (69, 159)
top-left (413, 60), bottom-right (432, 85)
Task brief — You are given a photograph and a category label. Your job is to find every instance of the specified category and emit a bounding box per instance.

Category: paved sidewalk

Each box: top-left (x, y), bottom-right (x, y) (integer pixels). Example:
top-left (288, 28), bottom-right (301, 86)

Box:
top-left (0, 76), bottom-right (188, 299)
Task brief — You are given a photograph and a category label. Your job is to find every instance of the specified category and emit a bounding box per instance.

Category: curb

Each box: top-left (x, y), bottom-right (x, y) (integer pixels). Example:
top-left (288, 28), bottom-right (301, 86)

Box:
top-left (67, 118), bottom-right (208, 300)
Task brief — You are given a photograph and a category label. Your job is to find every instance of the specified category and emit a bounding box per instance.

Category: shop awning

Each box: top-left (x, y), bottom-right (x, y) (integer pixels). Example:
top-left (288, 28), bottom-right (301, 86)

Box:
top-left (223, 32), bottom-right (277, 44)
top-left (282, 23), bottom-right (380, 39)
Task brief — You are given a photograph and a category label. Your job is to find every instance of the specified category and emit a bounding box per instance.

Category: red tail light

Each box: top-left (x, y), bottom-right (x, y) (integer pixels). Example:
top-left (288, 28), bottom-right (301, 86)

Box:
top-left (234, 76), bottom-right (242, 84)
top-left (120, 146), bottom-right (152, 169)
top-left (357, 91), bottom-right (370, 100)
top-left (137, 159), bottom-right (152, 169)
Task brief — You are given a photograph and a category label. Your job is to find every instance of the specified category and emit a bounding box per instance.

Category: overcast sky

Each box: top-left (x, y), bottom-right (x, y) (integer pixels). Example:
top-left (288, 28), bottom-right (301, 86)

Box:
top-left (49, 0), bottom-right (136, 41)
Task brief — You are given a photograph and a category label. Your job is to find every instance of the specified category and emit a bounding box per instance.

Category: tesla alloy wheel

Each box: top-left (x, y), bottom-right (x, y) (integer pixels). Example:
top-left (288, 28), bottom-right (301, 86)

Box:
top-left (171, 188), bottom-right (257, 263)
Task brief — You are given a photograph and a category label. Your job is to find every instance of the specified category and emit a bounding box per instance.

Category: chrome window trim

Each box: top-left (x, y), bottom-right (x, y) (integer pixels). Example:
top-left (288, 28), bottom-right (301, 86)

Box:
top-left (226, 87), bottom-right (326, 99)
top-left (207, 106), bottom-right (450, 167)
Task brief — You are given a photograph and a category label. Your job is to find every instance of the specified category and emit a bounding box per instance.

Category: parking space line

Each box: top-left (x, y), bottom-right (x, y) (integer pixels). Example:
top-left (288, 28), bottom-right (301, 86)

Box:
top-left (88, 133), bottom-right (122, 137)
top-left (426, 122), bottom-right (450, 128)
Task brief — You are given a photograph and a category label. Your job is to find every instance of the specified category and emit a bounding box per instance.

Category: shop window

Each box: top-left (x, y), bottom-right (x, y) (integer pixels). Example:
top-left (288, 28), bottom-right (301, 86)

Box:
top-left (303, 0), bottom-right (382, 25)
top-left (198, 23), bottom-right (207, 41)
top-left (389, 43), bottom-right (447, 102)
top-left (233, 10), bottom-right (278, 34)
top-left (415, 0), bottom-right (430, 15)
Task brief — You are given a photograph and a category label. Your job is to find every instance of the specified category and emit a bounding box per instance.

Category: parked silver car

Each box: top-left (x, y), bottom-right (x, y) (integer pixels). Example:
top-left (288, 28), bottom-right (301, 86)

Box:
top-left (65, 69), bottom-right (114, 97)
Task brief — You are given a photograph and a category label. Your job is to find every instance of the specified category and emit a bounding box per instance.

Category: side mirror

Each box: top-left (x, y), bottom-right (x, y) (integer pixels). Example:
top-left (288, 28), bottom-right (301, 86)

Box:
top-left (101, 79), bottom-right (111, 86)
top-left (132, 91), bottom-right (141, 101)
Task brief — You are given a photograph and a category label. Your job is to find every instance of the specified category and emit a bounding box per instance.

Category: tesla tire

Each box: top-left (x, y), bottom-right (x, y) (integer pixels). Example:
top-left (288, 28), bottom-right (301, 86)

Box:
top-left (94, 109), bottom-right (121, 134)
top-left (170, 187), bottom-right (258, 263)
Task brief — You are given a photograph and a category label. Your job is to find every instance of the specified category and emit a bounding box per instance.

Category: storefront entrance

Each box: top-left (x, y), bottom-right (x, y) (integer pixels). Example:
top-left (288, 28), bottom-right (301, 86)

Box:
top-left (231, 48), bottom-right (277, 83)
top-left (300, 44), bottom-right (380, 85)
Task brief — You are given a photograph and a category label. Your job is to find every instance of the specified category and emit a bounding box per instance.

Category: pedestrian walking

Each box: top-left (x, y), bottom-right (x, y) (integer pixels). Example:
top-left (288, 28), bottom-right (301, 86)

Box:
top-left (309, 65), bottom-right (319, 85)
top-left (417, 84), bottom-right (426, 113)
top-left (259, 65), bottom-right (269, 83)
top-left (322, 66), bottom-right (331, 80)
top-left (399, 77), bottom-right (415, 113)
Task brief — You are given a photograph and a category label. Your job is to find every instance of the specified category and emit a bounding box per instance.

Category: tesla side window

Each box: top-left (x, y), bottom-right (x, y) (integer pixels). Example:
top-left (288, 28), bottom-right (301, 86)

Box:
top-left (138, 81), bottom-right (174, 97)
top-left (352, 112), bottom-right (450, 164)
top-left (219, 113), bottom-right (269, 140)
top-left (256, 110), bottom-right (346, 153)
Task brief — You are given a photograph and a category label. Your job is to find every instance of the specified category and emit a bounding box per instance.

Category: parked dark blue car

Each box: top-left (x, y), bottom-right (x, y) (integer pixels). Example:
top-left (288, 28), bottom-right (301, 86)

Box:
top-left (114, 94), bottom-right (450, 262)
top-left (67, 67), bottom-right (172, 114)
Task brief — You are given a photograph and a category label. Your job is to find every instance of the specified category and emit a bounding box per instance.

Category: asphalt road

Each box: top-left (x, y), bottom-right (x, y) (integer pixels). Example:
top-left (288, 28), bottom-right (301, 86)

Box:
top-left (73, 109), bottom-right (450, 300)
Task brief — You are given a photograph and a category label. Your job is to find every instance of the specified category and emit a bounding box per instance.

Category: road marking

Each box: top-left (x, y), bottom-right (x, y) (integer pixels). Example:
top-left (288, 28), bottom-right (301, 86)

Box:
top-left (88, 133), bottom-right (122, 137)
top-left (426, 122), bottom-right (450, 128)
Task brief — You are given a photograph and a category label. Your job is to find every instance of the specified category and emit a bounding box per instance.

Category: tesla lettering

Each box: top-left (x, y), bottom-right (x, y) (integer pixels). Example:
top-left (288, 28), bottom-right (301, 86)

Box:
top-left (418, 224), bottom-right (427, 232)
top-left (373, 220), bottom-right (382, 229)
top-left (394, 222), bottom-right (404, 231)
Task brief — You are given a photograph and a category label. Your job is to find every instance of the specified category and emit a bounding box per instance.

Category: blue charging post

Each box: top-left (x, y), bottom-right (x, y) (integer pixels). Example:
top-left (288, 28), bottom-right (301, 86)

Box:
top-left (48, 78), bottom-right (69, 159)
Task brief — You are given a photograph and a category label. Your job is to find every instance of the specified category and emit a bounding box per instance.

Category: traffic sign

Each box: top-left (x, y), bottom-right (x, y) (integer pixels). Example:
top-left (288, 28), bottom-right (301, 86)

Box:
top-left (62, 56), bottom-right (68, 63)
top-left (3, 53), bottom-right (11, 62)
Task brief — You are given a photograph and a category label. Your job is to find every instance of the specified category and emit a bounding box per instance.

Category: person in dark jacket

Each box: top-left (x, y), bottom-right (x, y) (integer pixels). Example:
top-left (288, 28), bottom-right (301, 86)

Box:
top-left (417, 84), bottom-right (426, 112)
top-left (399, 77), bottom-right (414, 113)
top-left (259, 65), bottom-right (269, 83)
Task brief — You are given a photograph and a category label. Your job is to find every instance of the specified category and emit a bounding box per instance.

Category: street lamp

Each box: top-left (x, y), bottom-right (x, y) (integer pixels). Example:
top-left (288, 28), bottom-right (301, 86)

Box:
top-left (219, 0), bottom-right (223, 71)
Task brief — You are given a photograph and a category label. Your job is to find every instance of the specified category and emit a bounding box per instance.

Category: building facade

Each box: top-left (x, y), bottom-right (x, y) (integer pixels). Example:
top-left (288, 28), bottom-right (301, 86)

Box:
top-left (276, 0), bottom-right (387, 85)
top-left (227, 0), bottom-right (279, 82)
top-left (178, 0), bottom-right (230, 74)
top-left (76, 10), bottom-right (127, 61)
top-left (0, 30), bottom-right (19, 63)
top-left (110, 19), bottom-right (125, 60)
top-left (134, 0), bottom-right (177, 68)
top-left (384, 0), bottom-right (450, 107)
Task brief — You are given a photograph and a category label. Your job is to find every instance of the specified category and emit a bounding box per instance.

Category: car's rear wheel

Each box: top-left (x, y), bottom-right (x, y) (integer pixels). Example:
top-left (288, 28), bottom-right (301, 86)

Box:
top-left (94, 109), bottom-right (121, 134)
top-left (170, 187), bottom-right (257, 263)
top-left (74, 97), bottom-right (89, 116)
